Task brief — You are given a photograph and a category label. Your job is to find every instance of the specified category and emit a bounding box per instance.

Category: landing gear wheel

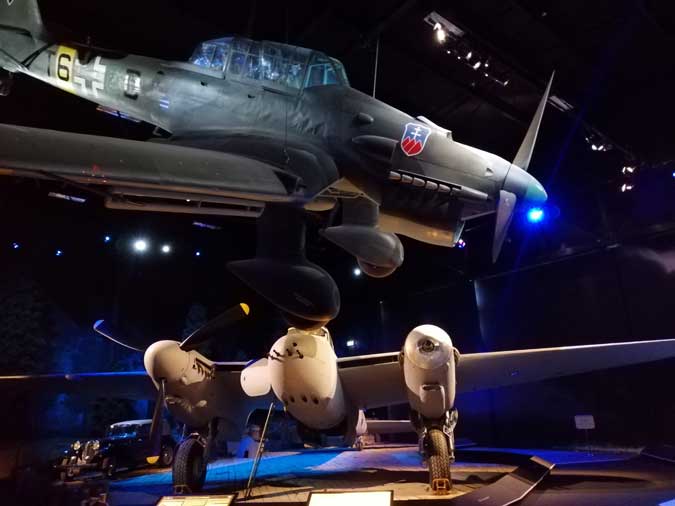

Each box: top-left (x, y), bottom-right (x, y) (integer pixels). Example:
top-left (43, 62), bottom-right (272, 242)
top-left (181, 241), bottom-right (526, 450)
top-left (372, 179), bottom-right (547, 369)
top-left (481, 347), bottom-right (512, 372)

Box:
top-left (427, 429), bottom-right (451, 494)
top-left (173, 438), bottom-right (206, 494)
top-left (160, 444), bottom-right (175, 467)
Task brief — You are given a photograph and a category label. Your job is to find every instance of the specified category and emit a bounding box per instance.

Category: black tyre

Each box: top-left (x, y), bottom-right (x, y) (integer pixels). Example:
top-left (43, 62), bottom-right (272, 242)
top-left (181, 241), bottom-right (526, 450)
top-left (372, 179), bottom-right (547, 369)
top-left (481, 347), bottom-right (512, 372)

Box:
top-left (59, 458), bottom-right (69, 482)
top-left (102, 457), bottom-right (116, 478)
top-left (427, 429), bottom-right (451, 493)
top-left (172, 438), bottom-right (206, 493)
top-left (160, 443), bottom-right (175, 467)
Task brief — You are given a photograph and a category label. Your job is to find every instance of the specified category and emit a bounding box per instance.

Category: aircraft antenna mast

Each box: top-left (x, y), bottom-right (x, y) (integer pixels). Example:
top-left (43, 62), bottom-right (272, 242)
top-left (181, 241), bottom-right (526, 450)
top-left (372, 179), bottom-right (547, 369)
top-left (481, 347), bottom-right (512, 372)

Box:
top-left (372, 36), bottom-right (380, 98)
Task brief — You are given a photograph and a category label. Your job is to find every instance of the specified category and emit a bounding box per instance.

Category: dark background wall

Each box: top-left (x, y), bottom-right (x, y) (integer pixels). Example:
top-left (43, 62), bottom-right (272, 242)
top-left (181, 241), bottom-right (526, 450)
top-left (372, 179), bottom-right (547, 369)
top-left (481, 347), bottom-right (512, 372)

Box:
top-left (468, 237), bottom-right (675, 447)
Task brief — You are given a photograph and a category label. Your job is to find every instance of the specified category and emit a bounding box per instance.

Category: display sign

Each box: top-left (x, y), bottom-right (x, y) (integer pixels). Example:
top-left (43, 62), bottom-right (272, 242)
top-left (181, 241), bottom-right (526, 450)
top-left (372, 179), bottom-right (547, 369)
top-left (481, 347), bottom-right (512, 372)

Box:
top-left (308, 490), bottom-right (393, 506)
top-left (574, 414), bottom-right (595, 430)
top-left (156, 495), bottom-right (235, 506)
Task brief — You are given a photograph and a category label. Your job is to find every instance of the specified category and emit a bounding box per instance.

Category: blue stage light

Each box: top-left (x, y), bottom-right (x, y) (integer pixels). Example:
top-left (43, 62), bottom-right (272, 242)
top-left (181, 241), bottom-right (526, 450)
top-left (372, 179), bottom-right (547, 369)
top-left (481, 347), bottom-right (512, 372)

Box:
top-left (527, 207), bottom-right (545, 223)
top-left (195, 250), bottom-right (201, 257)
top-left (456, 239), bottom-right (466, 249)
top-left (672, 171), bottom-right (675, 179)
top-left (11, 242), bottom-right (19, 250)
top-left (55, 249), bottom-right (63, 257)
top-left (104, 235), bottom-right (111, 243)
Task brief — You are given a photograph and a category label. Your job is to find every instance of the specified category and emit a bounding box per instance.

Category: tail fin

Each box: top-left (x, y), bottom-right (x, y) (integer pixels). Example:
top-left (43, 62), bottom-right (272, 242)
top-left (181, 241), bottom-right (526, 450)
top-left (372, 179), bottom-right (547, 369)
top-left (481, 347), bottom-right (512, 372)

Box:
top-left (512, 72), bottom-right (555, 172)
top-left (0, 0), bottom-right (46, 40)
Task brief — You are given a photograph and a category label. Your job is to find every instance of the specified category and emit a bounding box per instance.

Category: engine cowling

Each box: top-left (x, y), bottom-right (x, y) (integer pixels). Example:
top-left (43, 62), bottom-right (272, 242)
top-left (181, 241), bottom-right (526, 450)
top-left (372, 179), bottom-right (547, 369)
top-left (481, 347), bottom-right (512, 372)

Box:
top-left (401, 325), bottom-right (456, 420)
top-left (267, 327), bottom-right (347, 430)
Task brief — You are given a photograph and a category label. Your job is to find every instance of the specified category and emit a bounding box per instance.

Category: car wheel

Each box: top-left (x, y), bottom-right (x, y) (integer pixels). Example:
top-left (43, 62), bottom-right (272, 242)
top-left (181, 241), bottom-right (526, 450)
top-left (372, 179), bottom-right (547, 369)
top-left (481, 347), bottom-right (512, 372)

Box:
top-left (160, 444), bottom-right (175, 467)
top-left (102, 457), bottom-right (116, 478)
top-left (59, 458), bottom-right (69, 482)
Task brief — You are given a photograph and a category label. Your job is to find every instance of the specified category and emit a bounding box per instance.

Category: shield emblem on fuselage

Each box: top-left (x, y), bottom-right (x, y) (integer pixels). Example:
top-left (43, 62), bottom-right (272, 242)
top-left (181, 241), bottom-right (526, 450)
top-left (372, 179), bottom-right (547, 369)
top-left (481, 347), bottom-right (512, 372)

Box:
top-left (400, 122), bottom-right (432, 157)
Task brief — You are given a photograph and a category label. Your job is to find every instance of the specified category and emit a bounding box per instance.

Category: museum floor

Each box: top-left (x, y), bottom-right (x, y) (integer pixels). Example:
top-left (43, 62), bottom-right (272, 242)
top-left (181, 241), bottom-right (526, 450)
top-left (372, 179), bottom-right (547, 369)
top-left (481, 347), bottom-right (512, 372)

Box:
top-left (106, 445), bottom-right (675, 506)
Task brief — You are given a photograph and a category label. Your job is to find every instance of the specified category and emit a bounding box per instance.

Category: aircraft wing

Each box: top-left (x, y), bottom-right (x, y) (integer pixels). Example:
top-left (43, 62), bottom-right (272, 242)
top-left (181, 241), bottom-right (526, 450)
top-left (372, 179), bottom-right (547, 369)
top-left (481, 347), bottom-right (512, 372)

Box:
top-left (338, 352), bottom-right (406, 409)
top-left (0, 123), bottom-right (319, 209)
top-left (456, 338), bottom-right (675, 393)
top-left (0, 371), bottom-right (156, 400)
top-left (338, 339), bottom-right (675, 409)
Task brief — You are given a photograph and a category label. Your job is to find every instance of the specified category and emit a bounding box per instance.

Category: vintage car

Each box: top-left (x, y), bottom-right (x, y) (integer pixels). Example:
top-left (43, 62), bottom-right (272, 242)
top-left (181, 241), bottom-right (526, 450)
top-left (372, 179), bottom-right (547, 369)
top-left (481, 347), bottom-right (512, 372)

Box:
top-left (56, 419), bottom-right (175, 480)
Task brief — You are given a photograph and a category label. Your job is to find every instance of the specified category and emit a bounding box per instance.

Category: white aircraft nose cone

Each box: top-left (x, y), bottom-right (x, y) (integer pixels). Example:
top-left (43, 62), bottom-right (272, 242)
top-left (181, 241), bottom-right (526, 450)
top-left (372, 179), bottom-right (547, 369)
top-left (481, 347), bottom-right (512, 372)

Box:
top-left (144, 340), bottom-right (188, 382)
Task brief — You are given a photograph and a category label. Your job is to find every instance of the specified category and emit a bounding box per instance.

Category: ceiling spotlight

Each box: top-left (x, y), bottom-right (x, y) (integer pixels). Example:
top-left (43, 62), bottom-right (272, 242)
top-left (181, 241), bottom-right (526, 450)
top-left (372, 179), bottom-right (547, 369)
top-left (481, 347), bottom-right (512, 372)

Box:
top-left (672, 171), bottom-right (675, 179)
top-left (472, 61), bottom-right (481, 70)
top-left (435, 27), bottom-right (447, 43)
top-left (104, 235), bottom-right (111, 243)
top-left (161, 244), bottom-right (172, 254)
top-left (456, 238), bottom-right (466, 249)
top-left (133, 239), bottom-right (148, 253)
top-left (195, 250), bottom-right (201, 257)
top-left (11, 242), bottom-right (19, 250)
top-left (484, 60), bottom-right (490, 68)
top-left (622, 165), bottom-right (636, 174)
top-left (621, 183), bottom-right (634, 192)
top-left (465, 51), bottom-right (473, 60)
top-left (353, 267), bottom-right (362, 277)
top-left (346, 339), bottom-right (356, 348)
top-left (503, 79), bottom-right (509, 86)
top-left (55, 249), bottom-right (63, 257)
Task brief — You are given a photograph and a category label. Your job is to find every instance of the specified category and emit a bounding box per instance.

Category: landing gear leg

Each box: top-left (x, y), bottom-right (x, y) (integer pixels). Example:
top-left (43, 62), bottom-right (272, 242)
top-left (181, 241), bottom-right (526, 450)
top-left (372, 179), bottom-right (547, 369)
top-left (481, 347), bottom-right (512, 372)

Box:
top-left (172, 420), bottom-right (217, 494)
top-left (421, 408), bottom-right (458, 494)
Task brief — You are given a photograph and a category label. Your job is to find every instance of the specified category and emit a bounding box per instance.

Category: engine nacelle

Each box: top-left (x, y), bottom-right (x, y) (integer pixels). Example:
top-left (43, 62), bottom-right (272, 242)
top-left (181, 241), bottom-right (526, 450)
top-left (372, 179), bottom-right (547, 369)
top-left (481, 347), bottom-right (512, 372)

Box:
top-left (268, 327), bottom-right (347, 430)
top-left (401, 325), bottom-right (456, 420)
top-left (144, 340), bottom-right (217, 427)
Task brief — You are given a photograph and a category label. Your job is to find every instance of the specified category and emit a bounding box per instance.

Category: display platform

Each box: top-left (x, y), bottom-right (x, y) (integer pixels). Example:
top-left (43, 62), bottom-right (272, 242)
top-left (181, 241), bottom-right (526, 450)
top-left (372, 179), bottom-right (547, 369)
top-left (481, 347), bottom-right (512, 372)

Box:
top-left (104, 445), bottom-right (675, 506)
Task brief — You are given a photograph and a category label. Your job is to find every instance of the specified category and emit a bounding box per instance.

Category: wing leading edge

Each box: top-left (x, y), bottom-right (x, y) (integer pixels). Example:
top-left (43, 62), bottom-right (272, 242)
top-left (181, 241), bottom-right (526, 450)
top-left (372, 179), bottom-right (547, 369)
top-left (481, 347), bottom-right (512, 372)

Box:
top-left (457, 338), bottom-right (675, 393)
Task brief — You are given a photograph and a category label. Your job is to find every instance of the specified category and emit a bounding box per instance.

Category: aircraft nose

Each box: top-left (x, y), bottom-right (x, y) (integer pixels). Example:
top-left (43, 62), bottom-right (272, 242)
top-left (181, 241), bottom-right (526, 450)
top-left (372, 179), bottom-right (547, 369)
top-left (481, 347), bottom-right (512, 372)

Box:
top-left (524, 177), bottom-right (548, 203)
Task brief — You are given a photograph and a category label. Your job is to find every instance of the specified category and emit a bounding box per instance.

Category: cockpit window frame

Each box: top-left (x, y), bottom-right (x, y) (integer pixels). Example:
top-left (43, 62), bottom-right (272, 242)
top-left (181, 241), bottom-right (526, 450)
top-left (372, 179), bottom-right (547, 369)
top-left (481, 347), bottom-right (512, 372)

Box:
top-left (188, 37), bottom-right (350, 93)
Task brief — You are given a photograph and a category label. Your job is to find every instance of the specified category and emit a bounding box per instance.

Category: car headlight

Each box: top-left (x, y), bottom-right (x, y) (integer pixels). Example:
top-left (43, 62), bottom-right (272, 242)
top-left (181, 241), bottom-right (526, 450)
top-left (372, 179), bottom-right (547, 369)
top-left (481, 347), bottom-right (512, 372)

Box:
top-left (72, 441), bottom-right (81, 451)
top-left (92, 440), bottom-right (100, 451)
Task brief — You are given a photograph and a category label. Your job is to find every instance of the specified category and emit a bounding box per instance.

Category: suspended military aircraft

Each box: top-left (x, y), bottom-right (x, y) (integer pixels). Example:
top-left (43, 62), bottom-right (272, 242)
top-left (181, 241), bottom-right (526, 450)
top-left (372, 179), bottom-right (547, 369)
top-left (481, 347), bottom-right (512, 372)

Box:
top-left (4, 303), bottom-right (675, 494)
top-left (0, 1), bottom-right (550, 328)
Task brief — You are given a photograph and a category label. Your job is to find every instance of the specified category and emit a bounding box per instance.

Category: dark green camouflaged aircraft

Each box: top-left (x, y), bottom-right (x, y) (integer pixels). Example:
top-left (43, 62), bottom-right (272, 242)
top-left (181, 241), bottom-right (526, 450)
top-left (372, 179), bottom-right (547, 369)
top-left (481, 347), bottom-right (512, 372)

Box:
top-left (0, 0), bottom-right (550, 328)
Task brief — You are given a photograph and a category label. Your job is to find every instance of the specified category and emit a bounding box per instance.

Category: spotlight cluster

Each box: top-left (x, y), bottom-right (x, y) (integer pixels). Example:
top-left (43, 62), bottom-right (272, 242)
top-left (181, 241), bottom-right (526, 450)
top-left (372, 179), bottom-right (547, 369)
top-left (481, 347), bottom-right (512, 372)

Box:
top-left (8, 234), bottom-right (204, 258)
top-left (425, 11), bottom-right (510, 87)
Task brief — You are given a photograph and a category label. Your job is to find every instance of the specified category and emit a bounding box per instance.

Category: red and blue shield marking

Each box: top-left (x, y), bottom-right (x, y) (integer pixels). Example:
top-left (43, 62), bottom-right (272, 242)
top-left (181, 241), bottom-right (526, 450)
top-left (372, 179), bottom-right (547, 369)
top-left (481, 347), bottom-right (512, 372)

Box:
top-left (400, 122), bottom-right (432, 157)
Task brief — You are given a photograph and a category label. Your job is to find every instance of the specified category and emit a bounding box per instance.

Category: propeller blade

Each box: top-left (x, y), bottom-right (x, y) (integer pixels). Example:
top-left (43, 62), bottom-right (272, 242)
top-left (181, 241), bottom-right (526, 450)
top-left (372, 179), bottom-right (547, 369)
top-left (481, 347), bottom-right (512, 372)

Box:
top-left (146, 378), bottom-right (166, 465)
top-left (512, 72), bottom-right (555, 172)
top-left (492, 190), bottom-right (517, 262)
top-left (93, 320), bottom-right (144, 352)
top-left (179, 303), bottom-right (251, 351)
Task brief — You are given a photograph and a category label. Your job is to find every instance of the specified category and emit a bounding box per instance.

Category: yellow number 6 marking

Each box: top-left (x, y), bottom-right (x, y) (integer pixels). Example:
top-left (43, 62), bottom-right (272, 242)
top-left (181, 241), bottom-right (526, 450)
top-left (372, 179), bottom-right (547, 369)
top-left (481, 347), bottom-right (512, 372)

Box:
top-left (54, 46), bottom-right (77, 93)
